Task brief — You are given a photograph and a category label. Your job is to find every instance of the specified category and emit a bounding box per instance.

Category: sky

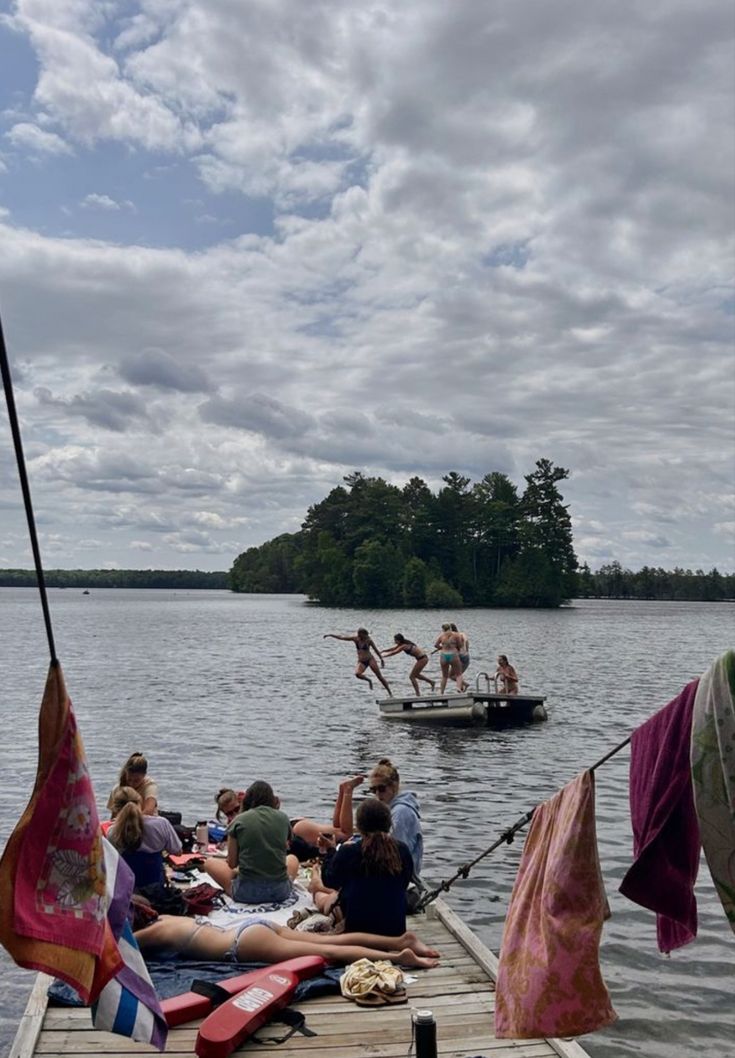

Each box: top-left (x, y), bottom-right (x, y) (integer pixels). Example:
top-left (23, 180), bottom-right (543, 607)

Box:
top-left (0, 0), bottom-right (733, 574)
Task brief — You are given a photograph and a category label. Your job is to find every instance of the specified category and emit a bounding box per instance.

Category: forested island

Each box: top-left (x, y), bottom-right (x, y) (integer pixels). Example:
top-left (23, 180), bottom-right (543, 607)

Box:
top-left (0, 569), bottom-right (229, 589)
top-left (230, 459), bottom-right (733, 607)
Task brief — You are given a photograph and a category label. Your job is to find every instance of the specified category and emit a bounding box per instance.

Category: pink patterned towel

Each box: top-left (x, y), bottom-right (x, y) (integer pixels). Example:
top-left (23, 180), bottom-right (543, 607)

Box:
top-left (0, 662), bottom-right (119, 1001)
top-left (495, 770), bottom-right (616, 1039)
top-left (619, 679), bottom-right (700, 953)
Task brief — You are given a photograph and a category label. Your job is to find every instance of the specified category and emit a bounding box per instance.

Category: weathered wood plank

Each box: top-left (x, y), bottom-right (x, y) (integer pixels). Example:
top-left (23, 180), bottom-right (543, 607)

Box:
top-left (9, 973), bottom-right (54, 1058)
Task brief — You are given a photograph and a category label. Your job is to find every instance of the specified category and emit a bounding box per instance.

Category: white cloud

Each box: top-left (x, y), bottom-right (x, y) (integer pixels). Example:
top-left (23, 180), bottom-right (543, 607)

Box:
top-left (80, 192), bottom-right (134, 212)
top-left (6, 121), bottom-right (72, 155)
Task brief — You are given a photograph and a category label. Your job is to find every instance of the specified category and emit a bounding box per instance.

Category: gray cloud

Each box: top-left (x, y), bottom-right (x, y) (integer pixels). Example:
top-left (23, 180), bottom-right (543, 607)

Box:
top-left (34, 385), bottom-right (150, 432)
top-left (119, 348), bottom-right (211, 393)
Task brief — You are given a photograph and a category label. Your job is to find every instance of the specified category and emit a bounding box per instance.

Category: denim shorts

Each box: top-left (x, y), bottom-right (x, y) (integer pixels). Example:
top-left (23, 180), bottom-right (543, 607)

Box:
top-left (231, 875), bottom-right (293, 905)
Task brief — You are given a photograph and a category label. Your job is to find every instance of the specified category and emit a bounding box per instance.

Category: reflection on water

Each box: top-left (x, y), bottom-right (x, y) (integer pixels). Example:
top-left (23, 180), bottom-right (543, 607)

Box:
top-left (0, 590), bottom-right (733, 1056)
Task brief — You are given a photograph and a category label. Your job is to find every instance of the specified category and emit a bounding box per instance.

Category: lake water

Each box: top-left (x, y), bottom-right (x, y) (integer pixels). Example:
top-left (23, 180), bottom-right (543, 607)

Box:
top-left (0, 589), bottom-right (733, 1056)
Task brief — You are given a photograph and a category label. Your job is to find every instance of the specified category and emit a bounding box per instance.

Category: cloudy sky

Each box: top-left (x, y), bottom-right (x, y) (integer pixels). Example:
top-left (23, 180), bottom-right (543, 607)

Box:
top-left (0, 0), bottom-right (733, 574)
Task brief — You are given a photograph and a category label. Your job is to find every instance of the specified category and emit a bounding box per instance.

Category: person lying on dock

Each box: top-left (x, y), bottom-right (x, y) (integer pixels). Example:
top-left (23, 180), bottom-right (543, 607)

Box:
top-left (323, 627), bottom-right (392, 695)
top-left (381, 634), bottom-right (436, 695)
top-left (495, 655), bottom-right (519, 694)
top-left (134, 915), bottom-right (439, 970)
top-left (289, 774), bottom-right (364, 847)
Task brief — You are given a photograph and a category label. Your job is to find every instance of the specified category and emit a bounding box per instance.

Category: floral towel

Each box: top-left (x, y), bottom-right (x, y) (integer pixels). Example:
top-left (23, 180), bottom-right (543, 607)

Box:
top-left (0, 662), bottom-right (120, 1002)
top-left (495, 770), bottom-right (616, 1039)
top-left (619, 679), bottom-right (700, 953)
top-left (691, 650), bottom-right (735, 934)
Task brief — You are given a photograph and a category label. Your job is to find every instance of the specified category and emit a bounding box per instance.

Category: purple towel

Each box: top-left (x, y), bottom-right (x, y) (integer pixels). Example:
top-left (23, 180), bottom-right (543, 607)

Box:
top-left (619, 679), bottom-right (701, 953)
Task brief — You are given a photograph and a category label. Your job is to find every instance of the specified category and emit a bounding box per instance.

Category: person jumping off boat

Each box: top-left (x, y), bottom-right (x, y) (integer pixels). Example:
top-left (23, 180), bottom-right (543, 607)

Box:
top-left (381, 634), bottom-right (435, 696)
top-left (323, 628), bottom-right (392, 695)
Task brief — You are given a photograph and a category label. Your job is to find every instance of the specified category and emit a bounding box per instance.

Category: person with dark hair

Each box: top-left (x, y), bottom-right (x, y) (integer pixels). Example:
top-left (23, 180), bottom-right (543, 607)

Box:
top-left (107, 786), bottom-right (181, 888)
top-left (323, 628), bottom-right (392, 695)
top-left (108, 753), bottom-right (158, 815)
top-left (204, 780), bottom-right (298, 903)
top-left (381, 634), bottom-right (435, 696)
top-left (309, 798), bottom-right (414, 936)
top-left (367, 758), bottom-right (423, 875)
top-left (450, 622), bottom-right (470, 692)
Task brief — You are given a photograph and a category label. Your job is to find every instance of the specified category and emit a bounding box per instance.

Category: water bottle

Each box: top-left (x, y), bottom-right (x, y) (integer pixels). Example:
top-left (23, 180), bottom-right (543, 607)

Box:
top-left (195, 820), bottom-right (208, 849)
top-left (412, 1009), bottom-right (437, 1058)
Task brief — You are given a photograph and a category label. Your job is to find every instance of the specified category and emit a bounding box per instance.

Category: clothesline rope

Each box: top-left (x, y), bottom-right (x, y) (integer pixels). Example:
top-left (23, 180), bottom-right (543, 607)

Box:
top-left (416, 733), bottom-right (632, 910)
top-left (0, 312), bottom-right (57, 664)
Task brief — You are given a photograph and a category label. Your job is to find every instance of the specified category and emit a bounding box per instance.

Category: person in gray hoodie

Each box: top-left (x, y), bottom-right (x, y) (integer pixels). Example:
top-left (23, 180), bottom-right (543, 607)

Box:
top-left (367, 758), bottom-right (423, 876)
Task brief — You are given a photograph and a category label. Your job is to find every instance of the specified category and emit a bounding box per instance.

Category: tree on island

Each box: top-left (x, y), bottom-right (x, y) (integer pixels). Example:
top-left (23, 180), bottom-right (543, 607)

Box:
top-left (230, 457), bottom-right (580, 607)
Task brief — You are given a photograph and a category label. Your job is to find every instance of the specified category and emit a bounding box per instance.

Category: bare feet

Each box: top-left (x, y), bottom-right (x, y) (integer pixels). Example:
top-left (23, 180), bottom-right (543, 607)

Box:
top-left (401, 931), bottom-right (440, 958)
top-left (341, 775), bottom-right (365, 791)
top-left (395, 948), bottom-right (440, 970)
top-left (366, 677), bottom-right (374, 690)
top-left (429, 680), bottom-right (436, 692)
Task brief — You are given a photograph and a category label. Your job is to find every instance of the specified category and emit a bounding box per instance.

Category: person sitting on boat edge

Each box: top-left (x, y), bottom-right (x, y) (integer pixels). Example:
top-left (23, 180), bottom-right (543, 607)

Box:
top-left (310, 798), bottom-right (413, 936)
top-left (368, 758), bottom-right (423, 876)
top-left (108, 752), bottom-right (158, 816)
top-left (107, 786), bottom-right (181, 889)
top-left (323, 627), bottom-right (393, 696)
top-left (204, 780), bottom-right (299, 904)
top-left (495, 655), bottom-right (519, 695)
top-left (381, 634), bottom-right (435, 696)
top-left (134, 914), bottom-right (440, 970)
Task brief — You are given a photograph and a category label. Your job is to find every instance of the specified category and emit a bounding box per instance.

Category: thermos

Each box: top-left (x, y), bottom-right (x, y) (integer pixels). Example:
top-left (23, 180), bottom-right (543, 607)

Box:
top-left (412, 1009), bottom-right (437, 1058)
top-left (195, 820), bottom-right (208, 848)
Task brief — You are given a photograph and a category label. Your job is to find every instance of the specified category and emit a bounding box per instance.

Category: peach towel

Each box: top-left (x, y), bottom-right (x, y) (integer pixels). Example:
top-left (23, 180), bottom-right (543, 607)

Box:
top-left (495, 770), bottom-right (616, 1039)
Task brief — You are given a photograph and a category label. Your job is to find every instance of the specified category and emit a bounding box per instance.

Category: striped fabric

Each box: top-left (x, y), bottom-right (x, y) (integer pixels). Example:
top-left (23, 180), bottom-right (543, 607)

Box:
top-left (92, 839), bottom-right (167, 1050)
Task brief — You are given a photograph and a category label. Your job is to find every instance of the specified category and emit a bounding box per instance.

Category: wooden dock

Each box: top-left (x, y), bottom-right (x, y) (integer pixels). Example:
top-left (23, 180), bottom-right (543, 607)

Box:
top-left (378, 692), bottom-right (548, 725)
top-left (10, 899), bottom-right (589, 1058)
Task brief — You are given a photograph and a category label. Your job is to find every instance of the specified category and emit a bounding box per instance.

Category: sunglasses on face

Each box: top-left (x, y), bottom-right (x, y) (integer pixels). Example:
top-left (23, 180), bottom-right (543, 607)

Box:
top-left (369, 784), bottom-right (388, 794)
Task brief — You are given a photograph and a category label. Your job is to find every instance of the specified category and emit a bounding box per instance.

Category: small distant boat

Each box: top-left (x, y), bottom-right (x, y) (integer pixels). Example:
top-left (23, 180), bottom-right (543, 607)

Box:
top-left (377, 673), bottom-right (547, 726)
top-left (82, 590), bottom-right (90, 595)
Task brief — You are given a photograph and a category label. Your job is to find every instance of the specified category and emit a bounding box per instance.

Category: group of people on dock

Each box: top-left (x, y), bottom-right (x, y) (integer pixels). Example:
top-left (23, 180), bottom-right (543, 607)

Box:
top-left (103, 752), bottom-right (438, 971)
top-left (324, 624), bottom-right (519, 697)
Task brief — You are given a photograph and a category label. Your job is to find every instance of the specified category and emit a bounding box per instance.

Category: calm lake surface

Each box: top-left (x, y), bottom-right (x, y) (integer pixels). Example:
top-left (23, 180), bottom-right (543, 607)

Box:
top-left (0, 589), bottom-right (733, 1056)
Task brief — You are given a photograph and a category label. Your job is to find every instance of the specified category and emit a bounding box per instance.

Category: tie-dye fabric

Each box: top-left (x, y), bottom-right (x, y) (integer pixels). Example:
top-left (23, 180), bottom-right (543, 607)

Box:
top-left (495, 770), bottom-right (616, 1039)
top-left (691, 650), bottom-right (735, 934)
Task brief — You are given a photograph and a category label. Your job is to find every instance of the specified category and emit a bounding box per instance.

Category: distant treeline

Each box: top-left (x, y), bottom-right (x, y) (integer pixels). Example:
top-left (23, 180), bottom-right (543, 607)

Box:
top-left (230, 459), bottom-right (579, 608)
top-left (0, 569), bottom-right (230, 589)
top-left (578, 562), bottom-right (733, 601)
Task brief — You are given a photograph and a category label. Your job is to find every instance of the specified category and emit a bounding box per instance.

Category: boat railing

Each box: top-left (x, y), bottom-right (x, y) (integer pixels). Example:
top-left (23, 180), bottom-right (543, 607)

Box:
top-left (475, 671), bottom-right (499, 692)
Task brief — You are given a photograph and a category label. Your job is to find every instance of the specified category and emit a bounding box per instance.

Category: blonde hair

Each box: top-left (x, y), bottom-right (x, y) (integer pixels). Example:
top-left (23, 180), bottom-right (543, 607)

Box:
top-left (119, 752), bottom-right (148, 786)
top-left (370, 757), bottom-right (400, 788)
top-left (109, 786), bottom-right (144, 852)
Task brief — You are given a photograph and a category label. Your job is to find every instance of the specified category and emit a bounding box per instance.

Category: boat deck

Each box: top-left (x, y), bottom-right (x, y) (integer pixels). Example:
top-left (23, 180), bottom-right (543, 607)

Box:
top-left (378, 692), bottom-right (548, 725)
top-left (11, 899), bottom-right (589, 1058)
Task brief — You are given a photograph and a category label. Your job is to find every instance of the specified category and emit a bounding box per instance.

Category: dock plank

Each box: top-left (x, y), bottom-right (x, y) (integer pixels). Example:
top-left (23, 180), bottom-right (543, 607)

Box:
top-left (15, 901), bottom-right (592, 1058)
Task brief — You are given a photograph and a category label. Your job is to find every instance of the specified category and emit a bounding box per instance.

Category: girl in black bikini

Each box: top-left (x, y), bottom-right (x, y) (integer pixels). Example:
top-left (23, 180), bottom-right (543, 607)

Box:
top-left (382, 634), bottom-right (435, 696)
top-left (323, 628), bottom-right (392, 695)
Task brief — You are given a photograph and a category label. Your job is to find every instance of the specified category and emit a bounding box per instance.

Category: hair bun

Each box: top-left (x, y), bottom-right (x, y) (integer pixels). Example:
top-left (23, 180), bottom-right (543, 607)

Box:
top-left (377, 757), bottom-right (393, 767)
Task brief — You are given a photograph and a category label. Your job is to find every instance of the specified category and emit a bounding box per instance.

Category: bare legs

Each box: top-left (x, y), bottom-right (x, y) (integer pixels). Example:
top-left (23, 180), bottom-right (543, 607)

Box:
top-left (204, 857), bottom-right (236, 895)
top-left (410, 656), bottom-right (435, 696)
top-left (368, 658), bottom-right (392, 696)
top-left (135, 916), bottom-right (440, 969)
top-left (332, 775), bottom-right (363, 837)
top-left (355, 663), bottom-right (374, 690)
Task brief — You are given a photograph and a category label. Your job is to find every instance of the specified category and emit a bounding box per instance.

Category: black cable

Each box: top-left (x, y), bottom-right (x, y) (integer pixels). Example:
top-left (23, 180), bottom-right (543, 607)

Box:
top-left (0, 311), bottom-right (58, 664)
top-left (417, 733), bottom-right (632, 909)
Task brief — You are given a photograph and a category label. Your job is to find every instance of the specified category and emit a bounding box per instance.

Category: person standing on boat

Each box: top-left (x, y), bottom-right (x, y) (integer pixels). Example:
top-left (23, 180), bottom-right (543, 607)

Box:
top-left (108, 752), bottom-right (158, 815)
top-left (381, 634), bottom-right (435, 696)
top-left (495, 655), bottom-right (519, 694)
top-left (450, 623), bottom-right (471, 691)
top-left (323, 628), bottom-right (392, 695)
top-left (433, 624), bottom-right (464, 694)
top-left (367, 758), bottom-right (423, 876)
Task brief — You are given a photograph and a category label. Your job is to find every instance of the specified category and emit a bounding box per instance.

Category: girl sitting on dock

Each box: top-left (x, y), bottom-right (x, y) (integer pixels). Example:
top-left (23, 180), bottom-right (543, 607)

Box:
top-left (495, 655), bottom-right (519, 694)
top-left (323, 628), bottom-right (392, 695)
top-left (107, 786), bottom-right (181, 889)
top-left (381, 634), bottom-right (435, 695)
top-left (134, 915), bottom-right (440, 970)
top-left (108, 752), bottom-right (158, 815)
